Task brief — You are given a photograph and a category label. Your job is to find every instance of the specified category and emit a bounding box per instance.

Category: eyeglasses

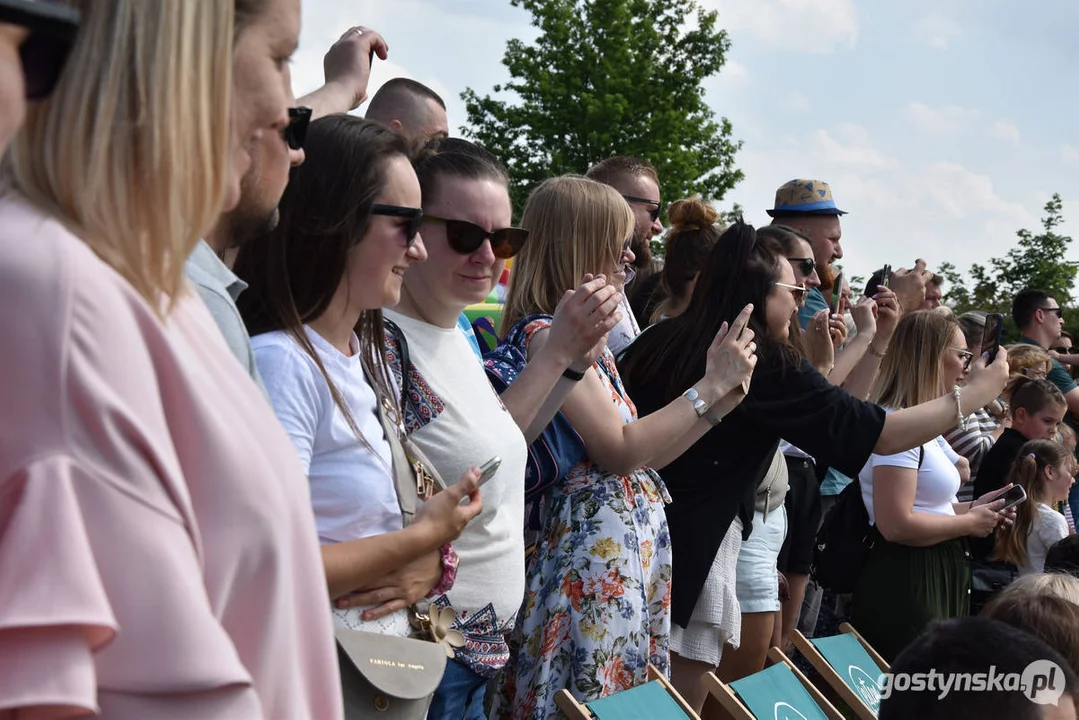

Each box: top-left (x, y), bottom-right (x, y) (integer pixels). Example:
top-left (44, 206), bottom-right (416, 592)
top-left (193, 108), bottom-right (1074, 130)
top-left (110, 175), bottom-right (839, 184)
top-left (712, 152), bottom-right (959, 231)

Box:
top-left (2, 0), bottom-right (81, 100)
top-left (774, 281), bottom-right (807, 301)
top-left (371, 204), bottom-right (423, 246)
top-left (622, 194), bottom-right (663, 222)
top-left (423, 216), bottom-right (528, 259)
top-left (949, 347), bottom-right (975, 370)
top-left (1022, 367), bottom-right (1049, 380)
top-left (283, 107), bottom-right (312, 151)
top-left (789, 257), bottom-right (816, 277)
top-left (1041, 307), bottom-right (1064, 318)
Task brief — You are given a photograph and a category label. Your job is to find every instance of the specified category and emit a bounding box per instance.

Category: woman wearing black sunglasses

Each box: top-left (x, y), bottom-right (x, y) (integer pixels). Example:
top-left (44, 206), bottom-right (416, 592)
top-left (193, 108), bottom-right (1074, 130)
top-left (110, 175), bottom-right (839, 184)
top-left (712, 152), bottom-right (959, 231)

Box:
top-left (383, 139), bottom-right (622, 718)
top-left (233, 116), bottom-right (488, 690)
top-left (618, 222), bottom-right (1010, 708)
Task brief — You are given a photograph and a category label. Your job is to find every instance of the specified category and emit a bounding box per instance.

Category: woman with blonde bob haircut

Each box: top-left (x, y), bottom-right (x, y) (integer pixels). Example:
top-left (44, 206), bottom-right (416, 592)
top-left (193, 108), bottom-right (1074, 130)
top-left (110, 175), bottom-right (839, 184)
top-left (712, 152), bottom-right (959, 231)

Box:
top-left (0, 1), bottom-right (340, 717)
top-left (495, 175), bottom-right (757, 718)
top-left (851, 311), bottom-right (1014, 661)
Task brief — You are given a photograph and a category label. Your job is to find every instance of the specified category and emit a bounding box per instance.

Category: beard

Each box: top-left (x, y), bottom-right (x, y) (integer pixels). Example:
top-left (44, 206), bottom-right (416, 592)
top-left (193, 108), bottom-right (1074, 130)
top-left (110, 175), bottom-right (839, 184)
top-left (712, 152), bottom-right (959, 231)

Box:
top-left (222, 201), bottom-right (280, 251)
top-left (630, 226), bottom-right (652, 269)
top-left (818, 261), bottom-right (837, 293)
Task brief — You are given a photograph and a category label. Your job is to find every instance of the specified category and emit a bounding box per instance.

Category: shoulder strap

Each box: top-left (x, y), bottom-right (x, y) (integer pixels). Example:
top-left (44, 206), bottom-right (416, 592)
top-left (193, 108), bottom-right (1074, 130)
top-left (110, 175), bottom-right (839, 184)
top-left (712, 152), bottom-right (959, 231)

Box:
top-left (383, 318), bottom-right (411, 412)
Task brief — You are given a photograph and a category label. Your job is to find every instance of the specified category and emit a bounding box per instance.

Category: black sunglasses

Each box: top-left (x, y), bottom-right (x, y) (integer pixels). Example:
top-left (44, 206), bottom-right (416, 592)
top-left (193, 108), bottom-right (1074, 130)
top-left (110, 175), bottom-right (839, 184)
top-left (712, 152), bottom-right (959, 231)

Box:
top-left (371, 204), bottom-right (423, 246)
top-left (423, 215), bottom-right (529, 259)
top-left (789, 257), bottom-right (816, 277)
top-left (622, 194), bottom-right (663, 222)
top-left (1050, 346), bottom-right (1071, 354)
top-left (2, 0), bottom-right (81, 100)
top-left (283, 106), bottom-right (312, 151)
top-left (1041, 306), bottom-right (1064, 318)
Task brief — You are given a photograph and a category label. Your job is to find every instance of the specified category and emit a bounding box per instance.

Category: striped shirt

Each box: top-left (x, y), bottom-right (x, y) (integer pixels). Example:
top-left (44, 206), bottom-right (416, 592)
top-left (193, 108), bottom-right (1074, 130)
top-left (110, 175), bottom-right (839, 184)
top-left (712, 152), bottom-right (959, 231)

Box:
top-left (943, 408), bottom-right (999, 503)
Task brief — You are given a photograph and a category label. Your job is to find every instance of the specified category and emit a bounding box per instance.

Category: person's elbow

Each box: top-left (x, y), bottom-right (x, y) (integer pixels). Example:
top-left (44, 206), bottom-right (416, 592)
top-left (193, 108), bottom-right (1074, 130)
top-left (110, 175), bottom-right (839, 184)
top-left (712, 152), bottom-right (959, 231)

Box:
top-left (874, 514), bottom-right (914, 545)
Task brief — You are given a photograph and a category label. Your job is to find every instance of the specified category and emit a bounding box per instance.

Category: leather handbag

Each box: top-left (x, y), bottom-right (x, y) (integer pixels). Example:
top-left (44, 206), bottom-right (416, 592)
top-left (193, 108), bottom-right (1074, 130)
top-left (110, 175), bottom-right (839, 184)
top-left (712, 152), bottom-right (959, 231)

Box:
top-left (334, 327), bottom-right (456, 719)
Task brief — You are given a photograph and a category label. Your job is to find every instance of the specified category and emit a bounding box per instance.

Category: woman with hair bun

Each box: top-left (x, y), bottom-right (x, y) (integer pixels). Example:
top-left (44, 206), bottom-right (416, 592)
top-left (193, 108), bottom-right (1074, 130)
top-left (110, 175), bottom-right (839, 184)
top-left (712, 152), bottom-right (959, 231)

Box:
top-left (648, 198), bottom-right (722, 324)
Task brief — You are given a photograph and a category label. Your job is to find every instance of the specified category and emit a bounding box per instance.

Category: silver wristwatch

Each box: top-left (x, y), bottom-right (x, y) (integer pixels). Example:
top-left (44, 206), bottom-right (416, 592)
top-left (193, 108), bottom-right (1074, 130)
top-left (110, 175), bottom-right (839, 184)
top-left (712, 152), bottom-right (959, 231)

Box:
top-left (682, 387), bottom-right (709, 418)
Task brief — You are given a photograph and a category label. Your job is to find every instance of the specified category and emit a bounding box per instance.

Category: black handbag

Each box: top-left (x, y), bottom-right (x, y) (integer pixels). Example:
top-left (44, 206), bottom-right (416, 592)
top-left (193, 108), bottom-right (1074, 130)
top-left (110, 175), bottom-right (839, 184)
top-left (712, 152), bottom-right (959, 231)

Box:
top-left (813, 446), bottom-right (923, 593)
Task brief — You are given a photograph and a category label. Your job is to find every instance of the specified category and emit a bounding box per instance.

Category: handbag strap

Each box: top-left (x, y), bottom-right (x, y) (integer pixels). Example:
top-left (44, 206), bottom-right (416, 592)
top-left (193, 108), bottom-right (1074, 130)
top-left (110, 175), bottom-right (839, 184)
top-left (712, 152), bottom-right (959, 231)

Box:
top-left (384, 318), bottom-right (411, 411)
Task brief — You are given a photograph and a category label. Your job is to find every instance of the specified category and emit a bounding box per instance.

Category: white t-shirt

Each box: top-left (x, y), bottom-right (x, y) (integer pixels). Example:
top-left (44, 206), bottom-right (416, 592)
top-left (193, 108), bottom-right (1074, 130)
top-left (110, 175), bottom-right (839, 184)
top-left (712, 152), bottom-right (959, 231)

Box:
top-left (252, 328), bottom-right (402, 545)
top-left (1021, 503), bottom-right (1070, 576)
top-left (860, 432), bottom-right (961, 527)
top-left (384, 309), bottom-right (528, 634)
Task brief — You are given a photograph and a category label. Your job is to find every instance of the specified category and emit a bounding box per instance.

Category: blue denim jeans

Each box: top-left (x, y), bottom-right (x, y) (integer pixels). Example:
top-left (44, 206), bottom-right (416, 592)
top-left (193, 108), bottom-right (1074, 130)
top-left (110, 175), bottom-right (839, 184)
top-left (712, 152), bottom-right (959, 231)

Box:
top-left (428, 659), bottom-right (487, 720)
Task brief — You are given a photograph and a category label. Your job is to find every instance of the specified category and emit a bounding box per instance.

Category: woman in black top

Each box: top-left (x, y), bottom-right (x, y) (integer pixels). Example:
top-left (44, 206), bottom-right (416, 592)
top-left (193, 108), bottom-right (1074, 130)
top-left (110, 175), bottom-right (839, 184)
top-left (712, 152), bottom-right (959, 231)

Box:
top-left (619, 221), bottom-right (1011, 703)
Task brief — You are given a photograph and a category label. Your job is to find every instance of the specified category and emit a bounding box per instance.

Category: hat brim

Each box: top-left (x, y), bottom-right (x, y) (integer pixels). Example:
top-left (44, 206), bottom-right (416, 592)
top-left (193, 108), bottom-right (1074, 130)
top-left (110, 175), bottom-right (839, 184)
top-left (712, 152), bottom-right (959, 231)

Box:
top-left (766, 207), bottom-right (848, 218)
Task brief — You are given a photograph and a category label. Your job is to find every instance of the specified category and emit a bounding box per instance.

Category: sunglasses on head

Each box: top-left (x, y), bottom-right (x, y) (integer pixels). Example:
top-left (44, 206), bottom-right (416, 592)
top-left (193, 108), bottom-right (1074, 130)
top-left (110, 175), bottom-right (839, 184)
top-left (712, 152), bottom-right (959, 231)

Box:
top-left (283, 106), bottom-right (312, 151)
top-left (789, 257), bottom-right (816, 277)
top-left (2, 0), bottom-right (81, 100)
top-left (423, 215), bottom-right (528, 259)
top-left (371, 204), bottom-right (423, 246)
top-left (622, 194), bottom-right (663, 222)
top-left (774, 281), bottom-right (807, 301)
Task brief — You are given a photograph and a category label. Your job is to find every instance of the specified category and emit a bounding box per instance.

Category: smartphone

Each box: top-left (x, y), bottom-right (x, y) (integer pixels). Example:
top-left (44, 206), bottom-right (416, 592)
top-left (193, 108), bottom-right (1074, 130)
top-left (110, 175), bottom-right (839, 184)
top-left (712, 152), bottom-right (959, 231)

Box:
top-left (992, 484), bottom-right (1027, 512)
top-left (830, 272), bottom-right (844, 314)
top-left (880, 264), bottom-right (892, 290)
top-left (477, 456), bottom-right (501, 486)
top-left (982, 313), bottom-right (1004, 363)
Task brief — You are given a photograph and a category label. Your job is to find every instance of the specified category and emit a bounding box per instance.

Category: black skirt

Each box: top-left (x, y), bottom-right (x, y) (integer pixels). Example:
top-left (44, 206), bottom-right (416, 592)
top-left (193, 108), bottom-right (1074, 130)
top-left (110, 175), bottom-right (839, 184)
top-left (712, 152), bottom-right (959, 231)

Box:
top-left (850, 532), bottom-right (971, 663)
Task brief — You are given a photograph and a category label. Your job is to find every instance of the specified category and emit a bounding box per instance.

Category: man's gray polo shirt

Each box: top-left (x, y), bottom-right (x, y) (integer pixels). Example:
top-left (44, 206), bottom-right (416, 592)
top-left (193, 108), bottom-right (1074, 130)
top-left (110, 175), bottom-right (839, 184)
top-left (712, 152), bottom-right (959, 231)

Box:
top-left (185, 240), bottom-right (264, 388)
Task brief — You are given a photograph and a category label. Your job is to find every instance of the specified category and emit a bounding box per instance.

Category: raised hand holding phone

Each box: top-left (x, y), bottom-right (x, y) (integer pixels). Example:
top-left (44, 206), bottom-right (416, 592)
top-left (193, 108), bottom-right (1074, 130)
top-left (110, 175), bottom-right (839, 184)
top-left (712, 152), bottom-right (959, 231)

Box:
top-left (981, 313), bottom-right (1004, 363)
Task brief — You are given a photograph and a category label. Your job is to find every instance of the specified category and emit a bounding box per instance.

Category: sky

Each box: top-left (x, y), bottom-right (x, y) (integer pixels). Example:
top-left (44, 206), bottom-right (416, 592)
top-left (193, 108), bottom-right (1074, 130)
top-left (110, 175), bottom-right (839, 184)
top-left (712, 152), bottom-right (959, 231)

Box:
top-left (291, 0), bottom-right (1079, 287)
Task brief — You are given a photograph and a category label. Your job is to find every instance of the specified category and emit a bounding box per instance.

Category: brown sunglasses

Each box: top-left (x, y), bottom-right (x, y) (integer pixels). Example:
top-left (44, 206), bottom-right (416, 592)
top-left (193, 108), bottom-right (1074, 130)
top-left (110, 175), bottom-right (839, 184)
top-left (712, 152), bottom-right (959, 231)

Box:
top-left (423, 215), bottom-right (529, 259)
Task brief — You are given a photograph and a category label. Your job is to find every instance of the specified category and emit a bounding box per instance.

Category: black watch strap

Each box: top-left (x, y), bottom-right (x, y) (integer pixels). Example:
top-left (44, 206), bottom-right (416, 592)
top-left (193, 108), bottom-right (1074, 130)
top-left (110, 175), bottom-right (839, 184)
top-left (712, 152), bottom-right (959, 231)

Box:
top-left (562, 367), bottom-right (586, 382)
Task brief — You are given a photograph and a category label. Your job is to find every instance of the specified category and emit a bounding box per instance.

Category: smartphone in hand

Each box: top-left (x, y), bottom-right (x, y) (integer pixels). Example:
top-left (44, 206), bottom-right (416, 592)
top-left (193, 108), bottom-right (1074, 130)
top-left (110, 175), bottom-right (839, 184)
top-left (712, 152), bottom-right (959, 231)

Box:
top-left (981, 313), bottom-right (1004, 363)
top-left (993, 484), bottom-right (1027, 511)
top-left (880, 264), bottom-right (892, 289)
top-left (477, 456), bottom-right (501, 486)
top-left (830, 272), bottom-right (844, 314)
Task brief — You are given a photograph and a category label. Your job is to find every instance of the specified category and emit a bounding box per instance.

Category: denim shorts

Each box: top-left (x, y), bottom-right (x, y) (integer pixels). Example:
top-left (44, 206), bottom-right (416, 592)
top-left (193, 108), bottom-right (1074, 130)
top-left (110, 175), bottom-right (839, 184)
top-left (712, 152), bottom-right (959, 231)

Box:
top-left (735, 506), bottom-right (788, 613)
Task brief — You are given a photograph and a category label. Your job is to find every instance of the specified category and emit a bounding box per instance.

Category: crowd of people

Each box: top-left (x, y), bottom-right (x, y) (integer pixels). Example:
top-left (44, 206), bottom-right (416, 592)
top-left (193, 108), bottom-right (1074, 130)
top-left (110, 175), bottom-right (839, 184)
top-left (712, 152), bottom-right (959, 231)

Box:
top-left (2, 1), bottom-right (1078, 719)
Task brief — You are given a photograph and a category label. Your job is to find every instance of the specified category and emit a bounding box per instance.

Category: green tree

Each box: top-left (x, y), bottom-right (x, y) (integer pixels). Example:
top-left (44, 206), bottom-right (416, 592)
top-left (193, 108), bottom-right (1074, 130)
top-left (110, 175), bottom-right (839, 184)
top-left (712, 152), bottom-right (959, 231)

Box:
top-left (942, 194), bottom-right (1076, 336)
top-left (461, 0), bottom-right (743, 213)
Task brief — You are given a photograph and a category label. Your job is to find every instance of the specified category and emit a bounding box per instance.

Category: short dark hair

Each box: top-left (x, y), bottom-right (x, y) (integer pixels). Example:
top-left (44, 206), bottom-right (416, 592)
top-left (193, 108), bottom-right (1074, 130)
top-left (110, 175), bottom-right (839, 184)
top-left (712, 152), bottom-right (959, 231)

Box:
top-left (366, 78), bottom-right (446, 135)
top-left (1046, 536), bottom-right (1079, 579)
top-left (1013, 288), bottom-right (1055, 330)
top-left (411, 136), bottom-right (508, 208)
top-left (880, 618), bottom-right (1079, 720)
top-left (585, 155), bottom-right (659, 188)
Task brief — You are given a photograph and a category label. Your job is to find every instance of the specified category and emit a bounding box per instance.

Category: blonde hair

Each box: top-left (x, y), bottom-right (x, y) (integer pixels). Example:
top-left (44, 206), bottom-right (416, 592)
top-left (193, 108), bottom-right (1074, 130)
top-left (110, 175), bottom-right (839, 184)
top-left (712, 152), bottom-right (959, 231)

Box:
top-left (5, 0), bottom-right (234, 311)
top-left (1005, 343), bottom-right (1052, 378)
top-left (871, 310), bottom-right (962, 408)
top-left (501, 175), bottom-right (633, 335)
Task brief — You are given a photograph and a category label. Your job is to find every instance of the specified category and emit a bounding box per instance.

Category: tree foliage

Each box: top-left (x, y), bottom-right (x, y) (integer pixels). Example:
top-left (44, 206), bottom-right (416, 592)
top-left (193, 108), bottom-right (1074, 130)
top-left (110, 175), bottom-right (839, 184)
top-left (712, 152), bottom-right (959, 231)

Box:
top-left (942, 193), bottom-right (1077, 337)
top-left (461, 0), bottom-right (743, 213)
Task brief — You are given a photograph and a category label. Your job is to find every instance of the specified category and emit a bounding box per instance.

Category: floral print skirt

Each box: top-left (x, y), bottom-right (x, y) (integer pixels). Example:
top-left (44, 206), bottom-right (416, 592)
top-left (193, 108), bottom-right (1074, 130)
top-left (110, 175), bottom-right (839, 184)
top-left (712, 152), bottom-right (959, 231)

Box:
top-left (492, 466), bottom-right (673, 719)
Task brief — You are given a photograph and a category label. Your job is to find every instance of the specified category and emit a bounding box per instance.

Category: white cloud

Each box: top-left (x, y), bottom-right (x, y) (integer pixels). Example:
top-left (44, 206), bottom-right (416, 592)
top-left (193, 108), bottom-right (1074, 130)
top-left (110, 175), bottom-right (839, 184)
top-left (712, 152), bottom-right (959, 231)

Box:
top-left (810, 123), bottom-right (898, 171)
top-left (906, 101), bottom-right (980, 134)
top-left (989, 121), bottom-right (1021, 144)
top-left (916, 12), bottom-right (965, 49)
top-left (703, 0), bottom-right (858, 53)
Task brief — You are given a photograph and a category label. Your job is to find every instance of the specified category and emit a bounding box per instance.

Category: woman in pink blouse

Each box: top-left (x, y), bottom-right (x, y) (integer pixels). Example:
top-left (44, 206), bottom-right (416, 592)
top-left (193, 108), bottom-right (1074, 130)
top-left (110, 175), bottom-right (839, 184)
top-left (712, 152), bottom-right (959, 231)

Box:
top-left (0, 1), bottom-right (339, 718)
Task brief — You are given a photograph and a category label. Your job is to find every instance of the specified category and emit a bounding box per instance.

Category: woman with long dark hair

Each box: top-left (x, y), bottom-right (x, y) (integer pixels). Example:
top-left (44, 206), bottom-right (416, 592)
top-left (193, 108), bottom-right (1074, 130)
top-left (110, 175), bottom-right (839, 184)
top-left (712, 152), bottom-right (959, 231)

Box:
top-left (619, 221), bottom-right (1010, 707)
top-left (234, 116), bottom-right (485, 645)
